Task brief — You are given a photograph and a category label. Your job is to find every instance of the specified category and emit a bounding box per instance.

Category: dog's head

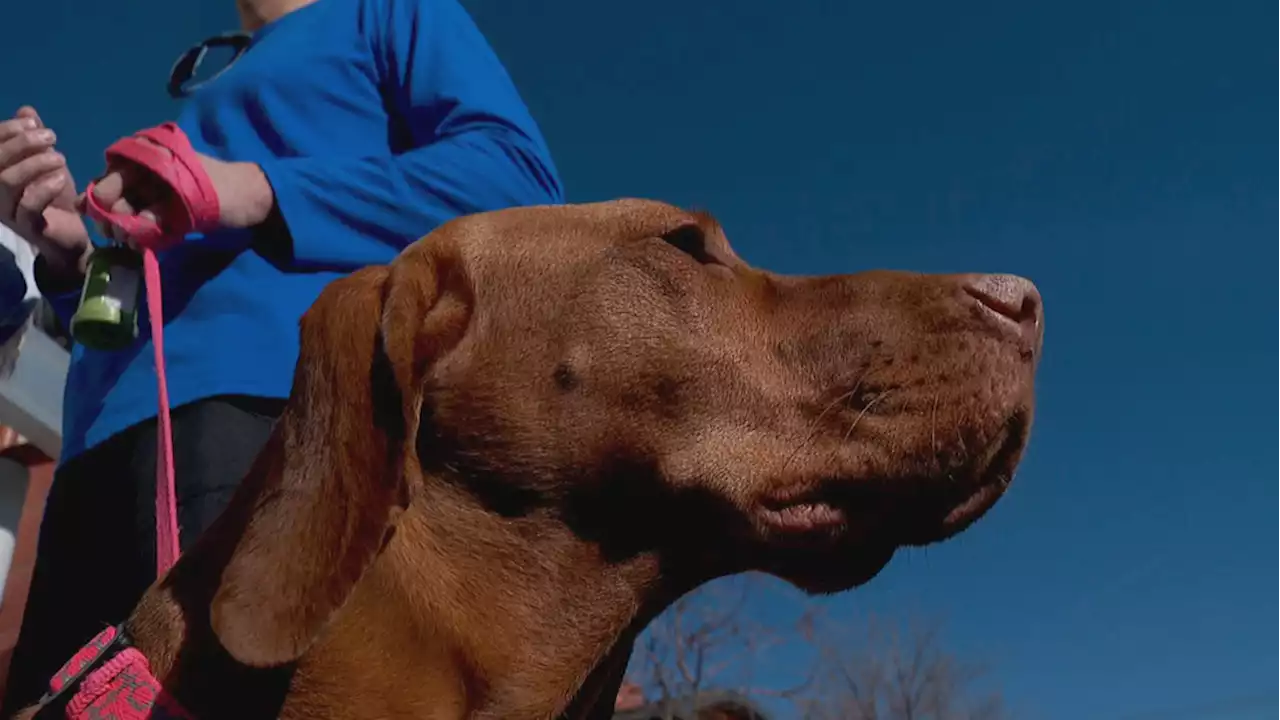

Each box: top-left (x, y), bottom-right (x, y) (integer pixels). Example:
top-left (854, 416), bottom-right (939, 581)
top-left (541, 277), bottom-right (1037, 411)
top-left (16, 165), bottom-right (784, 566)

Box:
top-left (210, 199), bottom-right (1042, 666)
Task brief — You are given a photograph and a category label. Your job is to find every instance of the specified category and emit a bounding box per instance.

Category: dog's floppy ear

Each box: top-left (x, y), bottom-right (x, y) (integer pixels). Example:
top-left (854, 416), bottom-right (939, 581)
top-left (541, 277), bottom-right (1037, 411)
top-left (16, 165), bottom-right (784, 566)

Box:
top-left (210, 257), bottom-right (446, 667)
top-left (379, 240), bottom-right (470, 436)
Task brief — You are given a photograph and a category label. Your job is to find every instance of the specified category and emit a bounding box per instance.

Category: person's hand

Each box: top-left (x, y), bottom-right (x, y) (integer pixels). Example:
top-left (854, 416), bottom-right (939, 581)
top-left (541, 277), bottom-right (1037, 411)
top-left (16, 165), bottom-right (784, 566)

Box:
top-left (85, 144), bottom-right (274, 249)
top-left (0, 107), bottom-right (92, 279)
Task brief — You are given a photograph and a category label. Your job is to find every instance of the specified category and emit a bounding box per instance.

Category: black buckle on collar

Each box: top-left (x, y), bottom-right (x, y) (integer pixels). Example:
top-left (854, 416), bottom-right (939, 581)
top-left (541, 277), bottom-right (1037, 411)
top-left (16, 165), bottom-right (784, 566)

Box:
top-left (31, 625), bottom-right (133, 719)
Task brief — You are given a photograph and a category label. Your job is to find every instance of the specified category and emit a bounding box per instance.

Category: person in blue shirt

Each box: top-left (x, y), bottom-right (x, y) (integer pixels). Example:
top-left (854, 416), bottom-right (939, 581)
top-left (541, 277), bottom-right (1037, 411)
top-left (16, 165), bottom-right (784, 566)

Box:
top-left (0, 0), bottom-right (563, 708)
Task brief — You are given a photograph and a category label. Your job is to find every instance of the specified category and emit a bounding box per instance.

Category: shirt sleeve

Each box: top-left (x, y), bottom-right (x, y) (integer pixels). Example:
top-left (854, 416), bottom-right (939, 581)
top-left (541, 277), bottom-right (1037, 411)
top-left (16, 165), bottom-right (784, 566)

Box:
top-left (255, 0), bottom-right (564, 271)
top-left (33, 256), bottom-right (83, 328)
top-left (32, 225), bottom-right (116, 328)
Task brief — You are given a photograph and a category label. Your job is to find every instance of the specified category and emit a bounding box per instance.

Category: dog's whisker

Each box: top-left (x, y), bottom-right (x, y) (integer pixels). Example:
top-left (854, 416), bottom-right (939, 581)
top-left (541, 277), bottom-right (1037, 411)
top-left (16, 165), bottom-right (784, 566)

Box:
top-left (929, 392), bottom-right (940, 472)
top-left (782, 377), bottom-right (864, 472)
top-left (840, 389), bottom-right (891, 445)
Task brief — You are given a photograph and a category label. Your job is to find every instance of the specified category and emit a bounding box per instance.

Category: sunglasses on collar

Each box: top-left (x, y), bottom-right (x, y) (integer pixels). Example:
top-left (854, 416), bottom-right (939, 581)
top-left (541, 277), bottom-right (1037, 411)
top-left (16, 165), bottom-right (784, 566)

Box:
top-left (167, 32), bottom-right (252, 99)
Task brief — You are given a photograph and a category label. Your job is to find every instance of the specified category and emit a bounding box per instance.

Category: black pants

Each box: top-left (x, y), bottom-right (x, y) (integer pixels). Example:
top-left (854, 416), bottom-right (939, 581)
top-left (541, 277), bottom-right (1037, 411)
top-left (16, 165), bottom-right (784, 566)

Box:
top-left (1, 395), bottom-right (284, 716)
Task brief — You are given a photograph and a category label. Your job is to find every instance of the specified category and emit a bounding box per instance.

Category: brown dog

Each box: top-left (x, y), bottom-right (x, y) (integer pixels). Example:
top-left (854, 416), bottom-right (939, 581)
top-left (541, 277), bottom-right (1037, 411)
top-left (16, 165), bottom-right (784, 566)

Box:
top-left (22, 199), bottom-right (1042, 719)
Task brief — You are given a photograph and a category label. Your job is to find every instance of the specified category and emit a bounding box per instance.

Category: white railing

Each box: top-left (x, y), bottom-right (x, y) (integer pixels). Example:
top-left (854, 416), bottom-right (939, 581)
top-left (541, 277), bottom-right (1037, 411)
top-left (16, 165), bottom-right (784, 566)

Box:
top-left (0, 226), bottom-right (68, 596)
top-left (0, 327), bottom-right (66, 461)
top-left (0, 326), bottom-right (66, 595)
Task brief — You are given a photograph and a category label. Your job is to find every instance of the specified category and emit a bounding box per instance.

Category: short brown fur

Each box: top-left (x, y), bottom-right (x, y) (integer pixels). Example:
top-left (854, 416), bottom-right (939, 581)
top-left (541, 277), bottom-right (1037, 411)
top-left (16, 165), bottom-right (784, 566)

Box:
top-left (21, 199), bottom-right (1044, 720)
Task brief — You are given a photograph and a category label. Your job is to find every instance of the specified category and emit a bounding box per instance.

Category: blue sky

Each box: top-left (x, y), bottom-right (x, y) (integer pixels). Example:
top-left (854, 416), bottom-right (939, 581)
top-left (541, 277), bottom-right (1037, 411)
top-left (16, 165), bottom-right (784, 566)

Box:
top-left (1, 0), bottom-right (1272, 717)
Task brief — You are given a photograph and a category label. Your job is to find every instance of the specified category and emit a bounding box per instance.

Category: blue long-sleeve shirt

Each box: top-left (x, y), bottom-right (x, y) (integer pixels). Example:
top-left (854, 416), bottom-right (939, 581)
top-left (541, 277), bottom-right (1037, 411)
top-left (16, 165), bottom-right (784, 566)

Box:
top-left (41, 0), bottom-right (563, 461)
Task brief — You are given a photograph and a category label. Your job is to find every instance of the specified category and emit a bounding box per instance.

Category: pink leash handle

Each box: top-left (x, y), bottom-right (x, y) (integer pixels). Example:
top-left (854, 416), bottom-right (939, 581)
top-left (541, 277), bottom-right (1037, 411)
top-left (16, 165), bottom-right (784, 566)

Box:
top-left (79, 193), bottom-right (166, 249)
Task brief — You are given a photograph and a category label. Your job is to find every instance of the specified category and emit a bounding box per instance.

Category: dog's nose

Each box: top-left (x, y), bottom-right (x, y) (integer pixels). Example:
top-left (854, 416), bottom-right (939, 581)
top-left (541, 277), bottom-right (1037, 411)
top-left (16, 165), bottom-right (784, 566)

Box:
top-left (963, 274), bottom-right (1043, 344)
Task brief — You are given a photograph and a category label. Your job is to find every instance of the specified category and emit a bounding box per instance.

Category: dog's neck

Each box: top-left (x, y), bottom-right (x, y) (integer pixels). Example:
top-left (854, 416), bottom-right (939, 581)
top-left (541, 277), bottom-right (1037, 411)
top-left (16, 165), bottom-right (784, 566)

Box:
top-left (128, 474), bottom-right (674, 719)
top-left (302, 478), bottom-right (672, 718)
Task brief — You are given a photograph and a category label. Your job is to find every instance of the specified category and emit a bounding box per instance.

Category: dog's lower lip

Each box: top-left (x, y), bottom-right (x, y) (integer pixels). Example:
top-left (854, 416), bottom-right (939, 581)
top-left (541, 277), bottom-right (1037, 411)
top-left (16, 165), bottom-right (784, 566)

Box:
top-left (758, 501), bottom-right (847, 533)
top-left (943, 482), bottom-right (1001, 526)
top-left (902, 422), bottom-right (1023, 544)
top-left (762, 412), bottom-right (1024, 543)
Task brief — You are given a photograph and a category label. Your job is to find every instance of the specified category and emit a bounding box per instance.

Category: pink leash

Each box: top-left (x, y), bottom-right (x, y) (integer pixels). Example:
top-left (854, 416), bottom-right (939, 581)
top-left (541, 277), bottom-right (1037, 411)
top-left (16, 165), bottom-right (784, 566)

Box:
top-left (43, 123), bottom-right (219, 717)
top-left (37, 254), bottom-right (189, 717)
top-left (82, 122), bottom-right (221, 577)
top-left (44, 123), bottom-right (219, 720)
top-left (144, 250), bottom-right (180, 576)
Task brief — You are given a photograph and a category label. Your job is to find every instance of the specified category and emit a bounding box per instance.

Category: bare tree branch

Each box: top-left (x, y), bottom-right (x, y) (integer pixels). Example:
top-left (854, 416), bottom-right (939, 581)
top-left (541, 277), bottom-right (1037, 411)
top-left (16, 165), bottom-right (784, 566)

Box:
top-left (621, 577), bottom-right (1006, 720)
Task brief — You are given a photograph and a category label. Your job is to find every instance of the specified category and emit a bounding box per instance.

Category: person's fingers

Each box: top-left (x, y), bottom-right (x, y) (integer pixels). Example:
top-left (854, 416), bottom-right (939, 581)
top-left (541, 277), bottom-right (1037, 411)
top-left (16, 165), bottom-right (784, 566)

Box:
top-left (9, 110), bottom-right (79, 210)
top-left (0, 152), bottom-right (66, 220)
top-left (124, 208), bottom-right (162, 249)
top-left (0, 152), bottom-right (65, 192)
top-left (0, 116), bottom-right (39, 145)
top-left (17, 171), bottom-right (67, 218)
top-left (115, 161), bottom-right (168, 209)
top-left (109, 197), bottom-right (134, 247)
top-left (86, 165), bottom-right (172, 245)
top-left (13, 203), bottom-right (90, 271)
top-left (50, 165), bottom-right (78, 210)
top-left (87, 173), bottom-right (122, 241)
top-left (12, 172), bottom-right (66, 238)
top-left (110, 196), bottom-right (136, 216)
top-left (89, 170), bottom-right (125, 208)
top-left (96, 162), bottom-right (169, 213)
top-left (14, 107), bottom-right (43, 128)
top-left (0, 127), bottom-right (56, 172)
top-left (38, 207), bottom-right (90, 252)
top-left (93, 195), bottom-right (137, 244)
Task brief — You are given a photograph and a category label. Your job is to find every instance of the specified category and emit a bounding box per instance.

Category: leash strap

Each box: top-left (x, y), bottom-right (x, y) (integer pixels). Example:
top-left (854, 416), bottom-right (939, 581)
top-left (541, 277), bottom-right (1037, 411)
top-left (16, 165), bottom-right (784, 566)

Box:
top-left (83, 122), bottom-right (219, 577)
top-left (53, 122), bottom-right (212, 719)
top-left (144, 248), bottom-right (180, 576)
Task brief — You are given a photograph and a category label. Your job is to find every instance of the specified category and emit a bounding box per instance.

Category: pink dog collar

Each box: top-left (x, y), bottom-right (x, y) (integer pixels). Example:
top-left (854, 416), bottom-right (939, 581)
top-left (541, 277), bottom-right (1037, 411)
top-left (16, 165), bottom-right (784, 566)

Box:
top-left (32, 625), bottom-right (192, 720)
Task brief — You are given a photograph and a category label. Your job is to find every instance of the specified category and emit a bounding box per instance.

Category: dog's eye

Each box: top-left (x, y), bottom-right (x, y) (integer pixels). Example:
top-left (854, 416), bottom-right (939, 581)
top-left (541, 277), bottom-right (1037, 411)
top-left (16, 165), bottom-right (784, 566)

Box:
top-left (662, 224), bottom-right (726, 267)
